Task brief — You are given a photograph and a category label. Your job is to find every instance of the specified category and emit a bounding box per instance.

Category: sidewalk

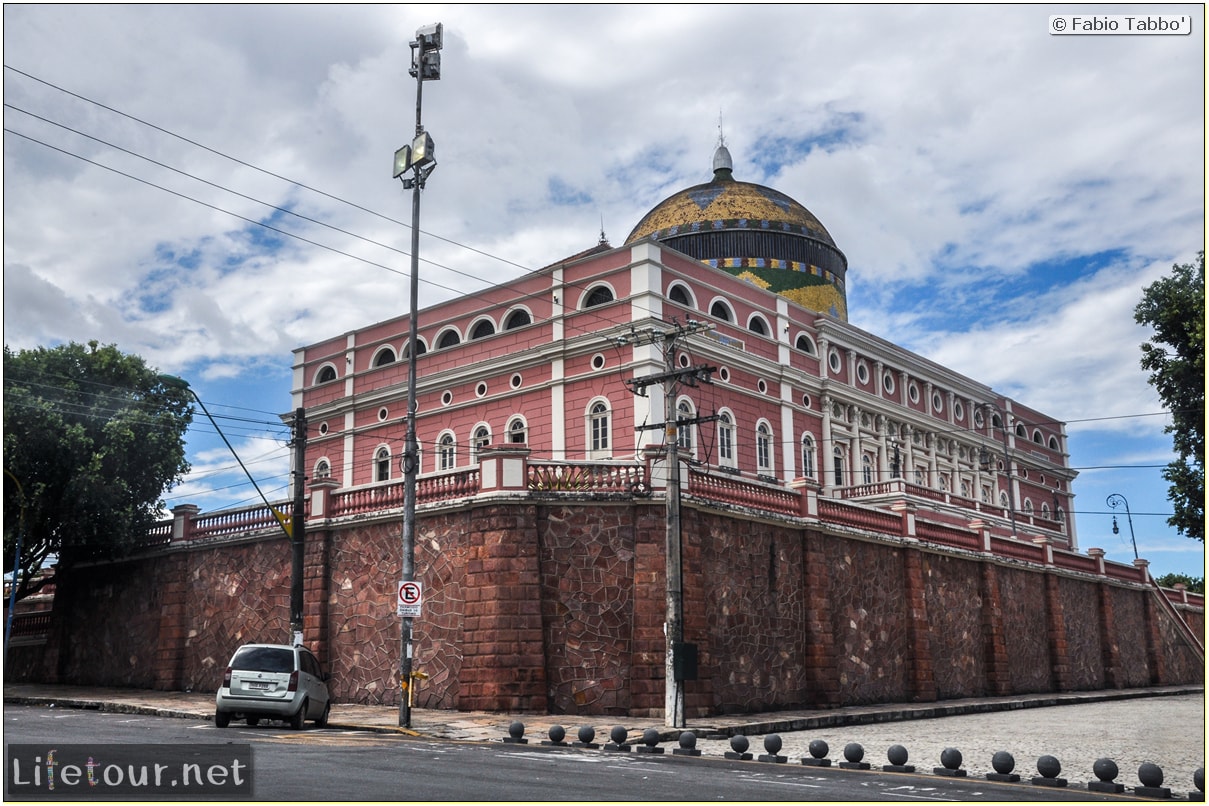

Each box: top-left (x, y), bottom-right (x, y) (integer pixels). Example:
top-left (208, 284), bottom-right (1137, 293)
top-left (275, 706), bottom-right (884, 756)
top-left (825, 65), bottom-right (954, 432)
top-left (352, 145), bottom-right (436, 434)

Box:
top-left (3, 682), bottom-right (1201, 743)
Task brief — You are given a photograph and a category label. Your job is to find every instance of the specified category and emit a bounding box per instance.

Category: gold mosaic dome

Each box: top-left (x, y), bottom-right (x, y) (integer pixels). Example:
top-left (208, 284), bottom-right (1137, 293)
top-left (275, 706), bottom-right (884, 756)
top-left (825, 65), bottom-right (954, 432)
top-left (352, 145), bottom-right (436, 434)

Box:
top-left (625, 145), bottom-right (848, 321)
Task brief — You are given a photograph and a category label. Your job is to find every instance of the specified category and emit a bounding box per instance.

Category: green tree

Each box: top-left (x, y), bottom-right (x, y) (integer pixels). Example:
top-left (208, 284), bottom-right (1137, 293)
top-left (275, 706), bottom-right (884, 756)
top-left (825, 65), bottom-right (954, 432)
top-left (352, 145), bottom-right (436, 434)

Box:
top-left (1153, 572), bottom-right (1205, 595)
top-left (3, 341), bottom-right (193, 602)
top-left (1134, 252), bottom-right (1205, 543)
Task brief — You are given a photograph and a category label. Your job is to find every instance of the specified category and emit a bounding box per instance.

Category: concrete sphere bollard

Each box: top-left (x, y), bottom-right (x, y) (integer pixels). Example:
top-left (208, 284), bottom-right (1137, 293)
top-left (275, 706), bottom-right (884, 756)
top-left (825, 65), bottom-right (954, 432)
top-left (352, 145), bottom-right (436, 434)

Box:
top-left (730, 735), bottom-right (750, 754)
top-left (508, 721), bottom-right (525, 740)
top-left (1138, 762), bottom-right (1164, 788)
top-left (577, 725), bottom-right (595, 744)
top-left (887, 744), bottom-right (909, 766)
top-left (844, 742), bottom-right (865, 763)
top-left (1195, 767), bottom-right (1205, 793)
top-left (673, 730), bottom-right (701, 756)
top-left (763, 734), bottom-right (783, 755)
top-left (1093, 758), bottom-right (1119, 783)
top-left (992, 751), bottom-right (1016, 774)
top-left (610, 725), bottom-right (628, 745)
top-left (642, 728), bottom-right (661, 748)
top-left (1036, 754), bottom-right (1062, 779)
top-left (808, 739), bottom-right (829, 760)
top-left (547, 725), bottom-right (566, 743)
top-left (940, 747), bottom-right (962, 770)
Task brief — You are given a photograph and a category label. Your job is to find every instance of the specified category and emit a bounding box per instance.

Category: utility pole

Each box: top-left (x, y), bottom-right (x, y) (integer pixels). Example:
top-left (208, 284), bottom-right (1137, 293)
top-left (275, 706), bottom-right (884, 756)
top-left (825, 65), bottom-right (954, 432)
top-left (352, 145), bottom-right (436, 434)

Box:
top-left (289, 407), bottom-right (307, 647)
top-left (624, 320), bottom-right (715, 728)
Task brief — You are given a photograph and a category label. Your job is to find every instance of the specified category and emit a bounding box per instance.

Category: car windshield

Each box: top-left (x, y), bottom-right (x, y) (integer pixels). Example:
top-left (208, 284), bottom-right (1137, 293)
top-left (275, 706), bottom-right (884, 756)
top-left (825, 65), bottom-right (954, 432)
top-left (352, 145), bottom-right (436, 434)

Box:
top-left (230, 647), bottom-right (294, 673)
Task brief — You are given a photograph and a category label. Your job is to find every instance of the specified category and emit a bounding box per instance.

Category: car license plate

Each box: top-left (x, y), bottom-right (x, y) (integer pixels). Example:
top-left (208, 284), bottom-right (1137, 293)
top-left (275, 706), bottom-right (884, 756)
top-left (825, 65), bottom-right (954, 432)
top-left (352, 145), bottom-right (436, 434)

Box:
top-left (247, 681), bottom-right (269, 690)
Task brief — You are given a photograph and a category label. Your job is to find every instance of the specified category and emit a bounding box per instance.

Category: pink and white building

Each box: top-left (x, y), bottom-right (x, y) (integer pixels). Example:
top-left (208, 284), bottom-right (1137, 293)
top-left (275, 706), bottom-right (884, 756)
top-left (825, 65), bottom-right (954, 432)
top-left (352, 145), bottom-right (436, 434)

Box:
top-left (292, 146), bottom-right (1076, 547)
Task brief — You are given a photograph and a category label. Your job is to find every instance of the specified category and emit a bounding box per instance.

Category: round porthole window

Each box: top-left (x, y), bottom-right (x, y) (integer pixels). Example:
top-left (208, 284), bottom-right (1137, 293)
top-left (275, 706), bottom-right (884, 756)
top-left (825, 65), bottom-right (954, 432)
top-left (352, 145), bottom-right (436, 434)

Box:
top-left (510, 374), bottom-right (522, 389)
top-left (318, 422), bottom-right (329, 435)
top-left (828, 350), bottom-right (841, 372)
top-left (757, 379), bottom-right (768, 394)
top-left (909, 383), bottom-right (920, 403)
top-left (856, 362), bottom-right (869, 384)
top-left (718, 367), bottom-right (730, 382)
top-left (378, 407), bottom-right (389, 421)
top-left (883, 372), bottom-right (895, 394)
top-left (476, 382), bottom-right (487, 398)
top-left (802, 393), bottom-right (811, 408)
top-left (592, 353), bottom-right (606, 370)
top-left (442, 390), bottom-right (453, 406)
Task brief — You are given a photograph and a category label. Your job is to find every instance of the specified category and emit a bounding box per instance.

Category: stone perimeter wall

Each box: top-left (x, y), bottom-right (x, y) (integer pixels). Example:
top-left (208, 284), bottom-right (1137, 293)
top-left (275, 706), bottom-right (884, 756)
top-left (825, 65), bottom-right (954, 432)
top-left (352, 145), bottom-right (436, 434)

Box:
top-left (12, 499), bottom-right (1203, 717)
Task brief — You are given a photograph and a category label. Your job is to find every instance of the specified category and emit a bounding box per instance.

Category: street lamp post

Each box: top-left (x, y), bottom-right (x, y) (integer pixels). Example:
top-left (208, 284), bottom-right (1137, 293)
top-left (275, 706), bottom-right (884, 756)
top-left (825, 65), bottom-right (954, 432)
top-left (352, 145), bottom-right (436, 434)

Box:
top-left (159, 375), bottom-right (306, 645)
top-left (1106, 493), bottom-right (1139, 560)
top-left (392, 21), bottom-right (442, 729)
top-left (979, 402), bottom-right (1018, 537)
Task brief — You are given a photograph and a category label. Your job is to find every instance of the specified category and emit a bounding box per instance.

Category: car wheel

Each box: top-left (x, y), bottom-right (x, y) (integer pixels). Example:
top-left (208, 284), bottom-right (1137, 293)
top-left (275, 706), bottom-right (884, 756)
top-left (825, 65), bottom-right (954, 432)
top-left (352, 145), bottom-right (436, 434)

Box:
top-left (290, 700), bottom-right (306, 730)
top-left (247, 717), bottom-right (260, 727)
top-left (215, 710), bottom-right (230, 729)
top-left (316, 700), bottom-right (331, 728)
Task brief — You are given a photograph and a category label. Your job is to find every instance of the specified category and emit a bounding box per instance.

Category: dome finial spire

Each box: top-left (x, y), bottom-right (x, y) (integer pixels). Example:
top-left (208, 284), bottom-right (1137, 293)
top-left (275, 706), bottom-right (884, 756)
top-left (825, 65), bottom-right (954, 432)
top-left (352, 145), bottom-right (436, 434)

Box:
top-left (712, 109), bottom-right (734, 179)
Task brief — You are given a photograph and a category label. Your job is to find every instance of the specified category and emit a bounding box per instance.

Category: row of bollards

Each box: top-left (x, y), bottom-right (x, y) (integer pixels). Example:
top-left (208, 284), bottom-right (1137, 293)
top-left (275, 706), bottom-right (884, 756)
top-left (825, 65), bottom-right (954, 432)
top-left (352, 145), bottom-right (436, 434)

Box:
top-left (501, 721), bottom-right (1205, 800)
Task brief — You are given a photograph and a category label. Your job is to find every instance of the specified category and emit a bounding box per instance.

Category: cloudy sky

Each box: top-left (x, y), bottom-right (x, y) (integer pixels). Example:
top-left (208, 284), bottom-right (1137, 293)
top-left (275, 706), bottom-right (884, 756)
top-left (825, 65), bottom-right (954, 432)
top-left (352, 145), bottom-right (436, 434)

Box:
top-left (3, 4), bottom-right (1204, 578)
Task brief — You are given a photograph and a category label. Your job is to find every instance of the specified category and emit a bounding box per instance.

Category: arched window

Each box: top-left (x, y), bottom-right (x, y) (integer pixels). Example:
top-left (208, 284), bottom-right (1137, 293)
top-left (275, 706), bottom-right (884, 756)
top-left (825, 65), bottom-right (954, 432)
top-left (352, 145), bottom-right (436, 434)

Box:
top-left (583, 286), bottom-right (614, 308)
top-left (1015, 422), bottom-right (1027, 438)
top-left (756, 421), bottom-right (773, 473)
top-left (374, 447), bottom-right (391, 482)
top-left (748, 316), bottom-right (769, 337)
top-left (402, 339), bottom-right (428, 358)
top-left (314, 459), bottom-right (331, 480)
top-left (999, 490), bottom-right (1009, 508)
top-left (316, 365), bottom-right (337, 384)
top-left (373, 347), bottom-right (397, 367)
top-left (862, 454), bottom-right (874, 485)
top-left (832, 446), bottom-right (845, 486)
top-left (1048, 436), bottom-right (1060, 450)
top-left (1032, 429), bottom-right (1044, 444)
top-left (588, 400), bottom-right (611, 457)
top-left (710, 300), bottom-right (733, 322)
top-left (676, 399), bottom-right (695, 454)
top-left (436, 329), bottom-right (461, 349)
top-left (438, 432), bottom-right (456, 471)
top-left (668, 283), bottom-right (693, 307)
top-left (718, 411), bottom-right (736, 467)
top-left (469, 319), bottom-right (496, 340)
top-left (801, 434), bottom-right (816, 479)
top-left (507, 417), bottom-right (528, 444)
top-left (795, 334), bottom-right (816, 355)
top-left (503, 309), bottom-right (532, 330)
top-left (472, 425), bottom-right (491, 463)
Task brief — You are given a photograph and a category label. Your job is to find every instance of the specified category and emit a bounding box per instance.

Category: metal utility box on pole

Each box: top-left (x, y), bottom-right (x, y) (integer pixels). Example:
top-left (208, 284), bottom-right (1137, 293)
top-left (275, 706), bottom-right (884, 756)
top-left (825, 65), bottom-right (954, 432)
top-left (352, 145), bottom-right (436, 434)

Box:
top-left (393, 21), bottom-right (442, 729)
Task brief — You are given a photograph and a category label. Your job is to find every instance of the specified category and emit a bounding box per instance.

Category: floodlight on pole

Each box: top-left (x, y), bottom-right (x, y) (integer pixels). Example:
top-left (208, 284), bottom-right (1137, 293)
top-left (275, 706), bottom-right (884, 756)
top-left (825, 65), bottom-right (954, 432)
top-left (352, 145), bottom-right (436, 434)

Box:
top-left (393, 20), bottom-right (442, 730)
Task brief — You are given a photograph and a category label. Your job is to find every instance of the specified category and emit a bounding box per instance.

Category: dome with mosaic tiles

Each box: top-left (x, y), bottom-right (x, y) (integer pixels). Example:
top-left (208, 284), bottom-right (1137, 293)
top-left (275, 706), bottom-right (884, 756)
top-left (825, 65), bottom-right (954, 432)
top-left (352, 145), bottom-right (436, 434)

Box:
top-left (625, 144), bottom-right (848, 321)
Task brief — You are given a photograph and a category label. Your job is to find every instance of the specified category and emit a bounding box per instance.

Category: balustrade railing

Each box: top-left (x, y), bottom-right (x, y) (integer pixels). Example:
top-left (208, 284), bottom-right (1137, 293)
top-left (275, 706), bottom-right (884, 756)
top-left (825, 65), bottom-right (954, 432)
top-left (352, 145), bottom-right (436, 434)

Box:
top-left (528, 461), bottom-right (647, 494)
top-left (148, 459), bottom-right (1162, 588)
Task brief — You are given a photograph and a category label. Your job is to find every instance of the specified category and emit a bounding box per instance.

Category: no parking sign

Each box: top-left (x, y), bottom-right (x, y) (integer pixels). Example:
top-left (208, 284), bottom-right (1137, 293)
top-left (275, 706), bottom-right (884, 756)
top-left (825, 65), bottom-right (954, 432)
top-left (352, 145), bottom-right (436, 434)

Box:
top-left (397, 580), bottom-right (422, 617)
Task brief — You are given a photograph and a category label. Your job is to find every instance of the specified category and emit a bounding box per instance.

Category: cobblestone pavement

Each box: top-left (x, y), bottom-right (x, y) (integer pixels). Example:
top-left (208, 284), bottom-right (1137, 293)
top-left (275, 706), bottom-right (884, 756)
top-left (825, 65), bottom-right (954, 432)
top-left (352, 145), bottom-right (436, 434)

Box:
top-left (693, 694), bottom-right (1205, 794)
top-left (5, 684), bottom-right (1204, 797)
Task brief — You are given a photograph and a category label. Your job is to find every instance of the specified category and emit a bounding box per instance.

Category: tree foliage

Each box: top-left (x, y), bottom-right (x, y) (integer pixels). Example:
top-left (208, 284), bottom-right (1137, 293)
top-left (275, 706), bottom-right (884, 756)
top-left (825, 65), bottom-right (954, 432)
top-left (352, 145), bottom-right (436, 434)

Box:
top-left (1153, 572), bottom-right (1205, 595)
top-left (1134, 252), bottom-right (1205, 542)
top-left (3, 341), bottom-right (193, 602)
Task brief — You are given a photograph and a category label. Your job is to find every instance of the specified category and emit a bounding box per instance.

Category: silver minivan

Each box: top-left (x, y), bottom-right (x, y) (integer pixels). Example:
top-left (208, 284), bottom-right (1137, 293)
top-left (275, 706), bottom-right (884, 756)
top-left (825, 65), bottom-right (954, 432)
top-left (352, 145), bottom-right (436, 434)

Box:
top-left (215, 643), bottom-right (331, 729)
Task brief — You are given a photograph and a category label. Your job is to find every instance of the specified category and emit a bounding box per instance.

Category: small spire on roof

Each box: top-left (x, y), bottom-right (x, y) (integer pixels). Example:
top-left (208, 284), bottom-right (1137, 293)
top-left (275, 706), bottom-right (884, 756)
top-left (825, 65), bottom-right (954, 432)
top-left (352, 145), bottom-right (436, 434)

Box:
top-left (598, 215), bottom-right (609, 247)
top-left (712, 110), bottom-right (734, 179)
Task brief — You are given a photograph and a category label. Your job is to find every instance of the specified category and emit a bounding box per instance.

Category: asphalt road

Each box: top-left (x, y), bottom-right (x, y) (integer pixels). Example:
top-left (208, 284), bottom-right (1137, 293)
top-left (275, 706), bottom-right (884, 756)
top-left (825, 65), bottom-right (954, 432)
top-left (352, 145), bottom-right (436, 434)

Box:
top-left (2, 704), bottom-right (1144, 802)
